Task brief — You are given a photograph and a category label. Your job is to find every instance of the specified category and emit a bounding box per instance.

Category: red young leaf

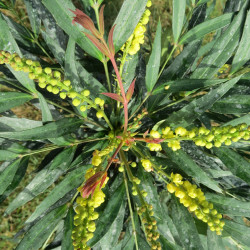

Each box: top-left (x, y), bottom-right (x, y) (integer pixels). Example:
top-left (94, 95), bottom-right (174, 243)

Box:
top-left (102, 92), bottom-right (124, 103)
top-left (71, 9), bottom-right (101, 38)
top-left (99, 5), bottom-right (105, 36)
top-left (84, 32), bottom-right (109, 57)
top-left (145, 138), bottom-right (165, 143)
top-left (126, 78), bottom-right (136, 102)
top-left (143, 129), bottom-right (149, 138)
top-left (99, 172), bottom-right (107, 190)
top-left (108, 25), bottom-right (116, 57)
top-left (81, 171), bottom-right (104, 198)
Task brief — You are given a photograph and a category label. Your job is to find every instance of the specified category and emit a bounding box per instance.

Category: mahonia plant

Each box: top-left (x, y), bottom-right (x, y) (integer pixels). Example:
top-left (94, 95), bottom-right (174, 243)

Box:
top-left (0, 0), bottom-right (250, 249)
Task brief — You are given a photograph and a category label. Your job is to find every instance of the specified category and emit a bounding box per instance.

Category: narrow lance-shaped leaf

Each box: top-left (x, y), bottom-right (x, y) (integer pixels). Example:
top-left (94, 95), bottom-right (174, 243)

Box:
top-left (26, 164), bottom-right (92, 223)
top-left (145, 21), bottom-right (161, 92)
top-left (0, 157), bottom-right (29, 203)
top-left (172, 0), bottom-right (186, 43)
top-left (88, 183), bottom-right (125, 246)
top-left (126, 78), bottom-right (136, 102)
top-left (224, 220), bottom-right (250, 248)
top-left (0, 117), bottom-right (83, 140)
top-left (61, 207), bottom-right (74, 250)
top-left (108, 25), bottom-right (116, 56)
top-left (102, 92), bottom-right (124, 103)
top-left (231, 11), bottom-right (250, 74)
top-left (180, 13), bottom-right (233, 44)
top-left (0, 14), bottom-right (36, 92)
top-left (163, 144), bottom-right (222, 193)
top-left (16, 205), bottom-right (68, 250)
top-left (169, 199), bottom-right (204, 250)
top-left (5, 147), bottom-right (76, 215)
top-left (191, 0), bottom-right (249, 79)
top-left (37, 92), bottom-right (53, 122)
top-left (213, 147), bottom-right (250, 185)
top-left (0, 92), bottom-right (33, 113)
top-left (0, 150), bottom-right (19, 161)
top-left (113, 0), bottom-right (148, 50)
top-left (0, 159), bottom-right (21, 195)
top-left (205, 193), bottom-right (250, 217)
top-left (42, 0), bottom-right (103, 60)
top-left (159, 76), bottom-right (241, 129)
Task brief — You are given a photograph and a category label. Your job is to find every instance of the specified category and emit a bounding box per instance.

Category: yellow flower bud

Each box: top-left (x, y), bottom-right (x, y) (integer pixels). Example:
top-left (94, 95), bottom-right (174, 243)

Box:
top-left (83, 90), bottom-right (90, 97)
top-left (72, 98), bottom-right (81, 106)
top-left (96, 111), bottom-right (103, 119)
top-left (150, 130), bottom-right (161, 139)
top-left (167, 183), bottom-right (176, 193)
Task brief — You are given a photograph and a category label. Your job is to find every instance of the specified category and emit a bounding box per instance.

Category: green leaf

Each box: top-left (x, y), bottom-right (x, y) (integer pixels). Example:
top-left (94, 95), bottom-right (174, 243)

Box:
top-left (37, 92), bottom-right (53, 122)
top-left (207, 230), bottom-right (225, 250)
top-left (16, 205), bottom-right (67, 250)
top-left (23, 0), bottom-right (41, 36)
top-left (94, 197), bottom-right (126, 249)
top-left (41, 30), bottom-right (65, 65)
top-left (3, 15), bottom-right (36, 49)
top-left (0, 14), bottom-right (36, 92)
top-left (0, 92), bottom-right (33, 113)
top-left (0, 157), bottom-right (29, 203)
top-left (231, 11), bottom-right (250, 74)
top-left (65, 37), bottom-right (107, 98)
top-left (213, 147), bottom-right (250, 185)
top-left (191, 0), bottom-right (249, 79)
top-left (161, 39), bottom-right (201, 80)
top-left (210, 95), bottom-right (250, 114)
top-left (5, 147), bottom-right (76, 215)
top-left (113, 0), bottom-right (148, 50)
top-left (159, 76), bottom-right (241, 129)
top-left (152, 79), bottom-right (226, 95)
top-left (0, 158), bottom-right (21, 195)
top-left (137, 165), bottom-right (175, 242)
top-left (180, 13), bottom-right (233, 44)
top-left (224, 114), bottom-right (250, 126)
top-left (26, 164), bottom-right (92, 223)
top-left (42, 0), bottom-right (103, 60)
top-left (0, 13), bottom-right (21, 53)
top-left (205, 193), bottom-right (250, 217)
top-left (0, 117), bottom-right (42, 131)
top-left (65, 37), bottom-right (83, 93)
top-left (0, 117), bottom-right (83, 140)
top-left (61, 207), bottom-right (74, 250)
top-left (123, 54), bottom-right (139, 92)
top-left (0, 150), bottom-right (18, 161)
top-left (224, 220), bottom-right (250, 248)
top-left (169, 198), bottom-right (204, 250)
top-left (89, 183), bottom-right (125, 247)
top-left (145, 21), bottom-right (161, 92)
top-left (172, 0), bottom-right (186, 43)
top-left (163, 145), bottom-right (222, 192)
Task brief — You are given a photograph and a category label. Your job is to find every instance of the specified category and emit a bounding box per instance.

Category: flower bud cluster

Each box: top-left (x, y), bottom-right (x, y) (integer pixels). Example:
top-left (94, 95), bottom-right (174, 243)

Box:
top-left (167, 173), bottom-right (224, 235)
top-left (147, 123), bottom-right (250, 152)
top-left (91, 139), bottom-right (119, 166)
top-left (119, 161), bottom-right (136, 172)
top-left (141, 159), bottom-right (153, 172)
top-left (137, 204), bottom-right (161, 250)
top-left (129, 109), bottom-right (148, 131)
top-left (130, 177), bottom-right (148, 197)
top-left (121, 1), bottom-right (152, 55)
top-left (0, 50), bottom-right (106, 118)
top-left (72, 169), bottom-right (108, 250)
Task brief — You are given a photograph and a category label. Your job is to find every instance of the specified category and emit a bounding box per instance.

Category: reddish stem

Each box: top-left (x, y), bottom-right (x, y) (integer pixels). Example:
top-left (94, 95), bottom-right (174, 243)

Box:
top-left (110, 56), bottom-right (128, 133)
top-left (104, 141), bottom-right (124, 172)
